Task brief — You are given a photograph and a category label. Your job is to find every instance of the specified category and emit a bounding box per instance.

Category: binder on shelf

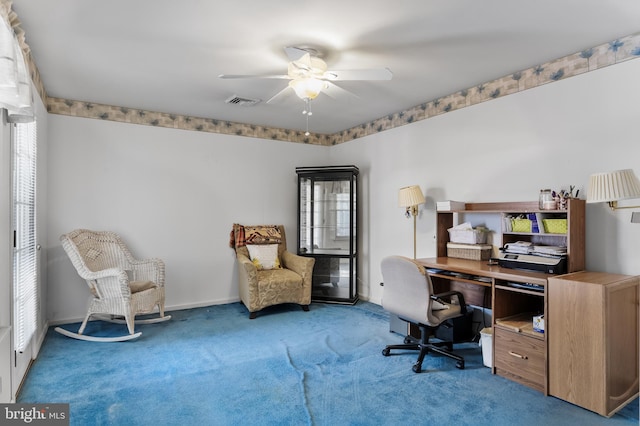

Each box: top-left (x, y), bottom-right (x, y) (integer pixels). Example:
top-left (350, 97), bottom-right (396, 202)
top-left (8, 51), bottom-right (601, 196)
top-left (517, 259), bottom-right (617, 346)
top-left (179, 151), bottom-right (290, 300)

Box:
top-left (528, 213), bottom-right (539, 233)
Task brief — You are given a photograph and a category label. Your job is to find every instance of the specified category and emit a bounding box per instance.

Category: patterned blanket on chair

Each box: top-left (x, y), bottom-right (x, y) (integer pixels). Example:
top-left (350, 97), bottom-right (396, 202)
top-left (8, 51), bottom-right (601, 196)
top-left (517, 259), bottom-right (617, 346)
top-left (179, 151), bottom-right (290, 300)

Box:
top-left (229, 224), bottom-right (282, 249)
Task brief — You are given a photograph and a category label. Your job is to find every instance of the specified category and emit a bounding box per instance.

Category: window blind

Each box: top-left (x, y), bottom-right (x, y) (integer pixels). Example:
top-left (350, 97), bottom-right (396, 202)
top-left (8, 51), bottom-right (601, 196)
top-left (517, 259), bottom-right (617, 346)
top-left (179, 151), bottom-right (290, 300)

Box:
top-left (12, 119), bottom-right (37, 353)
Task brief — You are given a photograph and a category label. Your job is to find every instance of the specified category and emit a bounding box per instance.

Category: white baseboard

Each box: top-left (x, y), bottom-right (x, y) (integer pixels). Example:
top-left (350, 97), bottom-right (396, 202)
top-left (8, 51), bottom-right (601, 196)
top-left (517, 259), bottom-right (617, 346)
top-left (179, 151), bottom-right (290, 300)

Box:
top-left (48, 297), bottom-right (242, 326)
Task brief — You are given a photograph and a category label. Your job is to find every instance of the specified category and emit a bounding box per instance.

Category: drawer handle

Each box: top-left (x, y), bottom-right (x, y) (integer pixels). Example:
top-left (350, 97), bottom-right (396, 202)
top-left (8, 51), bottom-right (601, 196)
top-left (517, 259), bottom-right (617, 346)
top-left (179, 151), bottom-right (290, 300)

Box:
top-left (508, 351), bottom-right (528, 360)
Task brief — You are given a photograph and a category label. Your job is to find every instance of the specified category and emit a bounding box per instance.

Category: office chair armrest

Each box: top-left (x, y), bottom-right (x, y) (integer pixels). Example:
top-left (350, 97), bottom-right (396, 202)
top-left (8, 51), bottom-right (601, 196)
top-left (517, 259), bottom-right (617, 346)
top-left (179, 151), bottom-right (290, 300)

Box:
top-left (431, 291), bottom-right (467, 314)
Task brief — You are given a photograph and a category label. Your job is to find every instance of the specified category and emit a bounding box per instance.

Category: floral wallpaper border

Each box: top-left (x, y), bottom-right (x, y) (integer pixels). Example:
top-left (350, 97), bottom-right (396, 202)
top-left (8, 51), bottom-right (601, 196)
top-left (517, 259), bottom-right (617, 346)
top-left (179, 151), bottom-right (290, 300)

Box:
top-left (4, 1), bottom-right (639, 147)
top-left (336, 32), bottom-right (640, 145)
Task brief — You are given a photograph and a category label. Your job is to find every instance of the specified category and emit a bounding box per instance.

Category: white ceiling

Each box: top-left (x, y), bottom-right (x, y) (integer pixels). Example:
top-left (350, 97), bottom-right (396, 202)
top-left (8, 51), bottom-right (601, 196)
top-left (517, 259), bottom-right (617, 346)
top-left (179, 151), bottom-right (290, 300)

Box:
top-left (12, 0), bottom-right (640, 135)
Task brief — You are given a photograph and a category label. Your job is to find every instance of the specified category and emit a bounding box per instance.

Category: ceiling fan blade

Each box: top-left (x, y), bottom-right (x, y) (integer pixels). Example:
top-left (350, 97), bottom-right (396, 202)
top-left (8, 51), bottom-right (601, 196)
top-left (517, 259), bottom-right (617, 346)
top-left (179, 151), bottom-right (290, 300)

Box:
top-left (265, 86), bottom-right (292, 104)
top-left (322, 81), bottom-right (359, 101)
top-left (284, 46), bottom-right (309, 61)
top-left (218, 74), bottom-right (290, 79)
top-left (323, 68), bottom-right (393, 81)
top-left (292, 53), bottom-right (313, 70)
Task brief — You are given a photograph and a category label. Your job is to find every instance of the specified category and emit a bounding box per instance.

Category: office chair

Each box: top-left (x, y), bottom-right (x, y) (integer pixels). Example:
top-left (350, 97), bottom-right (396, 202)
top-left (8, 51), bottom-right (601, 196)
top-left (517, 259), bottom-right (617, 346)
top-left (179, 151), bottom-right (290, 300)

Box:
top-left (381, 255), bottom-right (467, 373)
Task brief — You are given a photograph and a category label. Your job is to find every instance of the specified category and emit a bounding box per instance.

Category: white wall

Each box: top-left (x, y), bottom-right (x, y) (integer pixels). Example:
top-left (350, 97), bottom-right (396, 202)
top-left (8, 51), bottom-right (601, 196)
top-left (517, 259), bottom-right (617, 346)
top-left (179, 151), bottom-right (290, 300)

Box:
top-left (46, 118), bottom-right (329, 323)
top-left (46, 57), bottom-right (640, 320)
top-left (332, 58), bottom-right (640, 304)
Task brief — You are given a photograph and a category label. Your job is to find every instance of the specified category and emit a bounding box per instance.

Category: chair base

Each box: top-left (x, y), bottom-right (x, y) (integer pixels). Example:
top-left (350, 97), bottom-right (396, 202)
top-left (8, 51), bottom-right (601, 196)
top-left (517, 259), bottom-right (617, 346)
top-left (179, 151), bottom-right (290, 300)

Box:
top-left (55, 313), bottom-right (171, 342)
top-left (249, 304), bottom-right (310, 319)
top-left (382, 324), bottom-right (465, 373)
top-left (54, 327), bottom-right (142, 342)
top-left (97, 314), bottom-right (172, 325)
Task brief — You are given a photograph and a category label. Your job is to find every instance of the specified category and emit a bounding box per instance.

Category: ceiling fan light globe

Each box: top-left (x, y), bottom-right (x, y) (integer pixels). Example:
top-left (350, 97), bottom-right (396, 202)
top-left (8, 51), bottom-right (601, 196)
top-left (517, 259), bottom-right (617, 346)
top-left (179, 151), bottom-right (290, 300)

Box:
top-left (289, 78), bottom-right (324, 100)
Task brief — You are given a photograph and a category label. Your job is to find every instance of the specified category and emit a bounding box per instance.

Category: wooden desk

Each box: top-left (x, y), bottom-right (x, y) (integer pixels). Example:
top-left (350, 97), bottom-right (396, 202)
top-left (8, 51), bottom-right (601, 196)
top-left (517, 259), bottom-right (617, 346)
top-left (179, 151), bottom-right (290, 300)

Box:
top-left (416, 258), bottom-right (640, 416)
top-left (417, 257), bottom-right (552, 394)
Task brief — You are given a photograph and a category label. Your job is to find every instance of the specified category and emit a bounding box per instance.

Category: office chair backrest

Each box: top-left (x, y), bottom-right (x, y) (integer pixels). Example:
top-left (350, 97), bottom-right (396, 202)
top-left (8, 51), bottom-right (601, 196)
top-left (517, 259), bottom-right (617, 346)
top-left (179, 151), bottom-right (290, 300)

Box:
top-left (381, 255), bottom-right (435, 326)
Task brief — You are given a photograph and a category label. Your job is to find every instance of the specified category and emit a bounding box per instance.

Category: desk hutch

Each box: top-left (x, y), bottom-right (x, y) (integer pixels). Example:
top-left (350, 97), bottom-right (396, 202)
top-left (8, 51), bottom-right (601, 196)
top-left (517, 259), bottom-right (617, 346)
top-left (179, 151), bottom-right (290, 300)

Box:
top-left (416, 199), bottom-right (639, 416)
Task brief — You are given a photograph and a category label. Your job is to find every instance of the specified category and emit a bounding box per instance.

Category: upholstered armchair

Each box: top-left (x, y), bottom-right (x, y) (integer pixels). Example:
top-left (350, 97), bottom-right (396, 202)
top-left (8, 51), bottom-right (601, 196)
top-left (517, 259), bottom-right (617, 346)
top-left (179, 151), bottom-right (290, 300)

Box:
top-left (56, 229), bottom-right (171, 341)
top-left (230, 224), bottom-right (315, 319)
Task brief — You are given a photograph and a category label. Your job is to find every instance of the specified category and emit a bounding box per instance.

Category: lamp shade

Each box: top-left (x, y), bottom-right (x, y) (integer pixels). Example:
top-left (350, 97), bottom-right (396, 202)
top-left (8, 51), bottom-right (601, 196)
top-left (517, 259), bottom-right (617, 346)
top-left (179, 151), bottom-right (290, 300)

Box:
top-left (398, 185), bottom-right (426, 207)
top-left (587, 169), bottom-right (640, 203)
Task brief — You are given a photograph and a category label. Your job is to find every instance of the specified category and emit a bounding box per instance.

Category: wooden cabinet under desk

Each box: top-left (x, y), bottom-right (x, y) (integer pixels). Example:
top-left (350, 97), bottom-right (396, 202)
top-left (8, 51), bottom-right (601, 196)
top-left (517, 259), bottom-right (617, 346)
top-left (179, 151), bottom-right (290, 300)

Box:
top-left (548, 271), bottom-right (639, 417)
top-left (493, 280), bottom-right (547, 394)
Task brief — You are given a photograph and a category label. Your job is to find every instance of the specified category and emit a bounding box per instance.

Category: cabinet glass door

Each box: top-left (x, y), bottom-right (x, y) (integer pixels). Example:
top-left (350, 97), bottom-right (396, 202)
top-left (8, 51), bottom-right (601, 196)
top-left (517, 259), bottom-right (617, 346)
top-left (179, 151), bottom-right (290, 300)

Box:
top-left (297, 166), bottom-right (358, 304)
top-left (299, 179), bottom-right (355, 255)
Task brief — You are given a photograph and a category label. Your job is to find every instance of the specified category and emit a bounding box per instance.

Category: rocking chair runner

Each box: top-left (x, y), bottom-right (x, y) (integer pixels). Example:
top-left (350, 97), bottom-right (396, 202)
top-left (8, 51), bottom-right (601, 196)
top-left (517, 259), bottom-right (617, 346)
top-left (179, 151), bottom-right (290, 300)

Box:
top-left (55, 229), bottom-right (171, 342)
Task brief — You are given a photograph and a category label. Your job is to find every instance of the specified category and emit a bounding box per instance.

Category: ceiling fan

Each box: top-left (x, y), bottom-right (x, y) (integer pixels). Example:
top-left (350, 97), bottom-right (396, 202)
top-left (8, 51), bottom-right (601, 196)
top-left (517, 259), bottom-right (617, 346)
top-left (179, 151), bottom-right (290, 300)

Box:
top-left (219, 46), bottom-right (393, 134)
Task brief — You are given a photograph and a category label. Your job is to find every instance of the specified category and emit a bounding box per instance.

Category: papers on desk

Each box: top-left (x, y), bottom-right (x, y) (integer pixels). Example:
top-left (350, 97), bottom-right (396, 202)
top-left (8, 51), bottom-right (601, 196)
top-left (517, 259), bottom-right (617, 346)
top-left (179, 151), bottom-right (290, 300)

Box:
top-left (502, 241), bottom-right (567, 258)
top-left (532, 245), bottom-right (567, 256)
top-left (503, 241), bottom-right (532, 254)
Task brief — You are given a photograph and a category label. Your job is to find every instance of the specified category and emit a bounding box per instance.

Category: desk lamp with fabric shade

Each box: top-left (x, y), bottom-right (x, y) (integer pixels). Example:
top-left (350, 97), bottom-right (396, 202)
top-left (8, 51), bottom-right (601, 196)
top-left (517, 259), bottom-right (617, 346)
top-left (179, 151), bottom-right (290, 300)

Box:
top-left (399, 185), bottom-right (426, 259)
top-left (587, 169), bottom-right (640, 210)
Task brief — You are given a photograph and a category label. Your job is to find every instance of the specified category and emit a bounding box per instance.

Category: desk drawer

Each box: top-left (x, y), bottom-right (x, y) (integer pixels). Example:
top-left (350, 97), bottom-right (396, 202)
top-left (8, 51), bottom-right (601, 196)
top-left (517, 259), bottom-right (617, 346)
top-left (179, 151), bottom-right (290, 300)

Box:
top-left (494, 327), bottom-right (546, 393)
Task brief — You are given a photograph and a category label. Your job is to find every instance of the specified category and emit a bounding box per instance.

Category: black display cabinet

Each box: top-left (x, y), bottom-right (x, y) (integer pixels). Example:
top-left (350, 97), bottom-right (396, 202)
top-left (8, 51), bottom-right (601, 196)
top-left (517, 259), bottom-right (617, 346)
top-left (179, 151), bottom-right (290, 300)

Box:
top-left (296, 165), bottom-right (358, 304)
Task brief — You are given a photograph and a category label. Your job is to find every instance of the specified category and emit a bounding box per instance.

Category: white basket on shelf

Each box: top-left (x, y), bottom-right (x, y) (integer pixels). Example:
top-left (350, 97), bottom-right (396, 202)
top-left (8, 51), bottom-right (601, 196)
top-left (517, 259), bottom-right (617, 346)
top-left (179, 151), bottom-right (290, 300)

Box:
top-left (448, 222), bottom-right (489, 244)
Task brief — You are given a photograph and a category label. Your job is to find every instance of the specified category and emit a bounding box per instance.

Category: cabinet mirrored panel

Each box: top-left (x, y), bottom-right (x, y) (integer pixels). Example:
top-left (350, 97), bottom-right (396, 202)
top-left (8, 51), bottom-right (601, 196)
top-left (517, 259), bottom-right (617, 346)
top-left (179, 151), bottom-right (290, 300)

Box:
top-left (296, 166), bottom-right (358, 304)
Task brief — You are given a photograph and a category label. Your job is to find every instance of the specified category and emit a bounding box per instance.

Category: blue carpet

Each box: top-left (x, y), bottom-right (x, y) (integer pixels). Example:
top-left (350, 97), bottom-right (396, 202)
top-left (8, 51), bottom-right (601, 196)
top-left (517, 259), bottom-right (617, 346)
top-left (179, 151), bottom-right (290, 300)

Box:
top-left (19, 302), bottom-right (639, 425)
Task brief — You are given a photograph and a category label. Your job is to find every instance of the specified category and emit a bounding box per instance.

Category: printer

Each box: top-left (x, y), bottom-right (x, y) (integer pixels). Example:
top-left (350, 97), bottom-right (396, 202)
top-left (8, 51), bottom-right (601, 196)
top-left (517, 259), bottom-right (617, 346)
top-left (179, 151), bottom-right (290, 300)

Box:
top-left (497, 242), bottom-right (567, 275)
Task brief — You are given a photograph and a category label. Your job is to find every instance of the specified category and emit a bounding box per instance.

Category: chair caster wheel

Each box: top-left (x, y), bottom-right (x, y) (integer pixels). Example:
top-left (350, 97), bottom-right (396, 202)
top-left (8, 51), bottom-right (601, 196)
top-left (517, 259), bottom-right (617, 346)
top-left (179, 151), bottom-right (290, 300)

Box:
top-left (382, 348), bottom-right (390, 356)
top-left (456, 361), bottom-right (465, 369)
top-left (412, 363), bottom-right (422, 373)
top-left (403, 336), bottom-right (412, 344)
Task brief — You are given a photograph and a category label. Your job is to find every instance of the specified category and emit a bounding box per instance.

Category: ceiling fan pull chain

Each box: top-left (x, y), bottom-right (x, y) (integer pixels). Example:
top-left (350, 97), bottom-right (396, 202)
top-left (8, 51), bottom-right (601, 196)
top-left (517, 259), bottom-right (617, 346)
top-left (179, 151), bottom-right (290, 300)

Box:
top-left (303, 98), bottom-right (311, 136)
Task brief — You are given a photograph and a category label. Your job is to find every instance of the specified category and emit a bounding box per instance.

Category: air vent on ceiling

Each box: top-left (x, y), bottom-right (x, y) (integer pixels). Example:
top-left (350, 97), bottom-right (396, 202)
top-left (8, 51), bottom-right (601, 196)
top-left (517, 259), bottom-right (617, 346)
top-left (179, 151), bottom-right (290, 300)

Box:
top-left (225, 95), bottom-right (261, 106)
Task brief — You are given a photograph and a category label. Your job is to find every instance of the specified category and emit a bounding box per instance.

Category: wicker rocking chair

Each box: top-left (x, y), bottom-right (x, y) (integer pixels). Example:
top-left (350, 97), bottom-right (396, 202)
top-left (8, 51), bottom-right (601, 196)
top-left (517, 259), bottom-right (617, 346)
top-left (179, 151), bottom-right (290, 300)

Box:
top-left (55, 229), bottom-right (171, 342)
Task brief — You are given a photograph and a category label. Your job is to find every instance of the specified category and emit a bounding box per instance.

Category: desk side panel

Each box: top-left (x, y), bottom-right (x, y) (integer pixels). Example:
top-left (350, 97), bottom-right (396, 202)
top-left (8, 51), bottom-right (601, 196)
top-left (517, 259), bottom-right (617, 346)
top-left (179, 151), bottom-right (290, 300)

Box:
top-left (548, 277), bottom-right (605, 414)
top-left (606, 279), bottom-right (639, 416)
top-left (436, 213), bottom-right (453, 257)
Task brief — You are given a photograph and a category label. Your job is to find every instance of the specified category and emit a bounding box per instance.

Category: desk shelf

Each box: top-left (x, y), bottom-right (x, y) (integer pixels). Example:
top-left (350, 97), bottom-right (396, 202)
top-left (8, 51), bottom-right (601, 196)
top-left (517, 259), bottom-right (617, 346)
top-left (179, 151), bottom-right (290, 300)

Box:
top-left (428, 272), bottom-right (492, 288)
top-left (494, 283), bottom-right (544, 297)
top-left (495, 313), bottom-right (544, 340)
